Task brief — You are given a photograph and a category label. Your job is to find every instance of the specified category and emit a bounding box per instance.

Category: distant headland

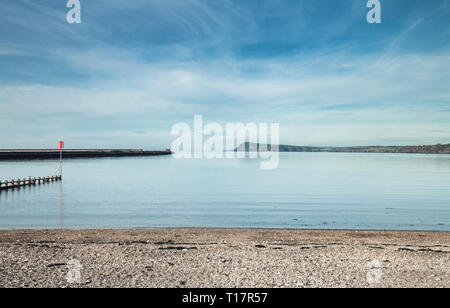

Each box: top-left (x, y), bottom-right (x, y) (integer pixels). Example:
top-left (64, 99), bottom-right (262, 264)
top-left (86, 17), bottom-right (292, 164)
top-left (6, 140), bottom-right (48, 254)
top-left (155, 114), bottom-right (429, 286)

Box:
top-left (0, 149), bottom-right (172, 160)
top-left (235, 142), bottom-right (450, 154)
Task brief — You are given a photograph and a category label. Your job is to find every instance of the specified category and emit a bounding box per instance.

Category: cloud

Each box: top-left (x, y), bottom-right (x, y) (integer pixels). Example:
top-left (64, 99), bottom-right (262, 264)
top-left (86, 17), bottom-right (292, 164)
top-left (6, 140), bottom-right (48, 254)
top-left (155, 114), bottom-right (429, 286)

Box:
top-left (1, 48), bottom-right (449, 147)
top-left (0, 0), bottom-right (449, 148)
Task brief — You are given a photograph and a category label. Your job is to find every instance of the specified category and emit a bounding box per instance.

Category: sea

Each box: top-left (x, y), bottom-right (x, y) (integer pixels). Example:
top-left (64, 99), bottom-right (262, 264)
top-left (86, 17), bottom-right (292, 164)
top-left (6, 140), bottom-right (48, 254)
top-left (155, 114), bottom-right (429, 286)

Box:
top-left (0, 153), bottom-right (449, 231)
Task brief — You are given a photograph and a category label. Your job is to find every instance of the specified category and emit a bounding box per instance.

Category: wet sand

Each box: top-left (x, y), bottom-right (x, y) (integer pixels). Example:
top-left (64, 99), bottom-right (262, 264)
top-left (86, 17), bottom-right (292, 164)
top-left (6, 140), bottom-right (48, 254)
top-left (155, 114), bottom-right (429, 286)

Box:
top-left (0, 229), bottom-right (449, 288)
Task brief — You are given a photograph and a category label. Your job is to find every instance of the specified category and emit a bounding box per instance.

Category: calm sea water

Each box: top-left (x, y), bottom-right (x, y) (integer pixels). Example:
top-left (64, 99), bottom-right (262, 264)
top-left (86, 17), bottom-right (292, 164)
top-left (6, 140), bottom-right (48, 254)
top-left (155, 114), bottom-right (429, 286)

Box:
top-left (0, 153), bottom-right (449, 231)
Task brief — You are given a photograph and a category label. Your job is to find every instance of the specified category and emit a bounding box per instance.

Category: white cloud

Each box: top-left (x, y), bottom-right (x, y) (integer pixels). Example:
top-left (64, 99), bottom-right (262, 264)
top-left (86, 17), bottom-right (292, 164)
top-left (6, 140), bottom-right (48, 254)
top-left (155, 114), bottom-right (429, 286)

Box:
top-left (1, 48), bottom-right (449, 148)
top-left (0, 0), bottom-right (449, 148)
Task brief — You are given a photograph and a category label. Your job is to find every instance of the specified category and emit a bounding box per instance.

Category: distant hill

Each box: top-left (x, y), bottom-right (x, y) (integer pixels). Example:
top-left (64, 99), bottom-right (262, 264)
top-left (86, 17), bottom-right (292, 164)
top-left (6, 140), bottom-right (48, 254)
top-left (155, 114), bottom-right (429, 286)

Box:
top-left (235, 142), bottom-right (450, 154)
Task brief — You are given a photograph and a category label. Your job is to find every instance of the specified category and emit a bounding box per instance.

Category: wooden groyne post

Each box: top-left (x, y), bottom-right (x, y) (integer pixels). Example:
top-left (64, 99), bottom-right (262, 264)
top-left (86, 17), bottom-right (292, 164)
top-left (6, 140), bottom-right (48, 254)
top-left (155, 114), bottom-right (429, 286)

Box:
top-left (0, 175), bottom-right (62, 192)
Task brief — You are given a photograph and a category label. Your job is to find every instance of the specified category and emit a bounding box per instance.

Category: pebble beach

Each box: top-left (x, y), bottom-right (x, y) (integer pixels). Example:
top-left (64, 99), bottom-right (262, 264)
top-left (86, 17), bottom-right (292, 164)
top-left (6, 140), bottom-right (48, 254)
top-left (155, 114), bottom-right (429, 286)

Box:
top-left (0, 229), bottom-right (449, 288)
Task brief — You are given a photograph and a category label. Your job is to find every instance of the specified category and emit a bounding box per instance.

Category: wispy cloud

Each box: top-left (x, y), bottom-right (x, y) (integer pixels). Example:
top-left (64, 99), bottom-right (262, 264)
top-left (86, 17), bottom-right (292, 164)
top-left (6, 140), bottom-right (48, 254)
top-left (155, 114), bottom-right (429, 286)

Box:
top-left (0, 0), bottom-right (449, 148)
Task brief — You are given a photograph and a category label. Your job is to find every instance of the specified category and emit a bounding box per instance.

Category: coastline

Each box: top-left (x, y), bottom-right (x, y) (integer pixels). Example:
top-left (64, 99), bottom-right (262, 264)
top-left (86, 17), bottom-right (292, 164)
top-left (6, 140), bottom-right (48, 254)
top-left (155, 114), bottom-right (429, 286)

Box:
top-left (1, 228), bottom-right (449, 288)
top-left (235, 142), bottom-right (450, 154)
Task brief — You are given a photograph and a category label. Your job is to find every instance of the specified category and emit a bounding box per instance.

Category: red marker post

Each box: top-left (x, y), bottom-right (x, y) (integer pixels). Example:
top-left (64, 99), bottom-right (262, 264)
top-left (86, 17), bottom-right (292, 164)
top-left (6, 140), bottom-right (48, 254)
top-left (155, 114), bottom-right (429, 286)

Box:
top-left (58, 141), bottom-right (64, 177)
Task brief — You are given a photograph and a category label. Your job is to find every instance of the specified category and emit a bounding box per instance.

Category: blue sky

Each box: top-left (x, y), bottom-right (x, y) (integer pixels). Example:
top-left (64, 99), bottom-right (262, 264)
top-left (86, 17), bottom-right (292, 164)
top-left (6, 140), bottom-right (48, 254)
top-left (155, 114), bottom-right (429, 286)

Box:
top-left (0, 0), bottom-right (449, 148)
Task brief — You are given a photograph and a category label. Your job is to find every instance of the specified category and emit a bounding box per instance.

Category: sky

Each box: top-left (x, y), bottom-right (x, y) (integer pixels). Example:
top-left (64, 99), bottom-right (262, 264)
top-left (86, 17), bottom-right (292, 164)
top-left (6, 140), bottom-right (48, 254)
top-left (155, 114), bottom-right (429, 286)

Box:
top-left (0, 0), bottom-right (449, 149)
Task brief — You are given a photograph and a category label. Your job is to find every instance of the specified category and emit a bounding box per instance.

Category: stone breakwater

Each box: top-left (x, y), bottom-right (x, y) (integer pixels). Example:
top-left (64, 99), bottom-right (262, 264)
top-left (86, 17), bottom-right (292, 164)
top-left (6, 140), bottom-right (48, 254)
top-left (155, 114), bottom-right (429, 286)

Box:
top-left (0, 149), bottom-right (172, 160)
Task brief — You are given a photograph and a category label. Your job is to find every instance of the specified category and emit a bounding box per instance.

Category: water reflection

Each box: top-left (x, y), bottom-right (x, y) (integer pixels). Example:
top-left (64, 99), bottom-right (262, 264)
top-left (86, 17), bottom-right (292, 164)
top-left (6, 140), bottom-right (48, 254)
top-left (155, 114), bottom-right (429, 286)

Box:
top-left (0, 179), bottom-right (63, 228)
top-left (58, 181), bottom-right (64, 228)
